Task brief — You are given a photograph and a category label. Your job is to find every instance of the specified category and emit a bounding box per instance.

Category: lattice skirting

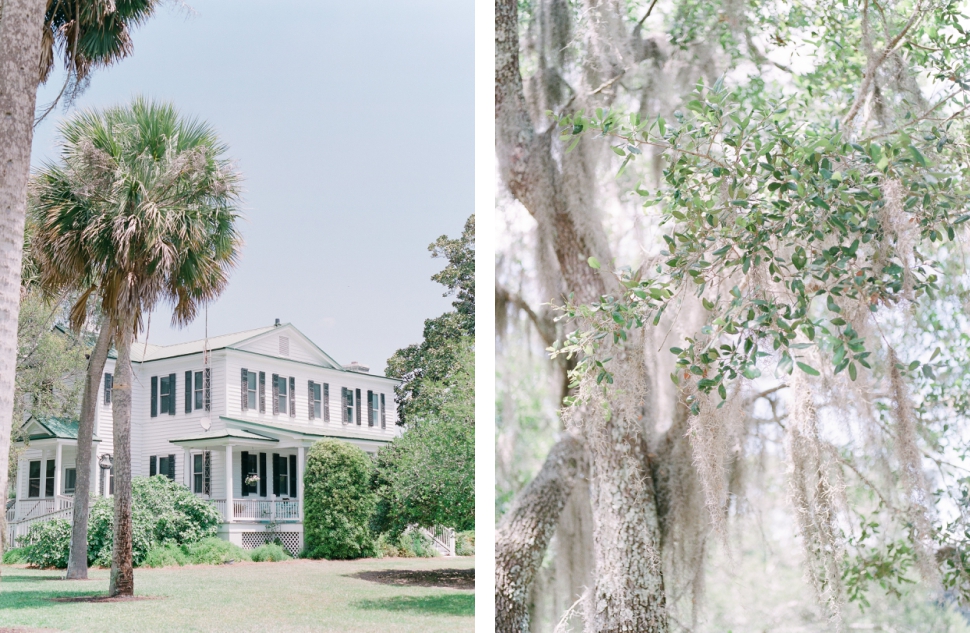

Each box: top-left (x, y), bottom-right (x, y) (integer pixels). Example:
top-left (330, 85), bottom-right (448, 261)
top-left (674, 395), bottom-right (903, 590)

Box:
top-left (240, 530), bottom-right (301, 555)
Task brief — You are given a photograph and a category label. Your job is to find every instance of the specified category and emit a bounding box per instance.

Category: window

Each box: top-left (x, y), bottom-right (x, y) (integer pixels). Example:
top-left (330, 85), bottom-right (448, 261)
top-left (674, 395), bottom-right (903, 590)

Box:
top-left (367, 391), bottom-right (379, 427)
top-left (193, 452), bottom-right (211, 495)
top-left (241, 451), bottom-right (258, 496)
top-left (248, 371), bottom-right (257, 410)
top-left (342, 388), bottom-right (354, 423)
top-left (277, 375), bottom-right (288, 414)
top-left (28, 460), bottom-right (40, 498)
top-left (158, 374), bottom-right (175, 415)
top-left (150, 455), bottom-right (176, 480)
top-left (273, 453), bottom-right (296, 498)
top-left (64, 468), bottom-right (76, 494)
top-left (194, 371), bottom-right (204, 410)
top-left (310, 382), bottom-right (322, 420)
top-left (45, 459), bottom-right (55, 497)
top-left (103, 373), bottom-right (113, 405)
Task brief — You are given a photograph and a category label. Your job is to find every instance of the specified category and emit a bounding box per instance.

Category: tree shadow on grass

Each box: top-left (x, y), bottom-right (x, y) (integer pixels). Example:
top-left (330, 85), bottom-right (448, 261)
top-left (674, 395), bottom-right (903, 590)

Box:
top-left (0, 590), bottom-right (106, 610)
top-left (353, 594), bottom-right (474, 617)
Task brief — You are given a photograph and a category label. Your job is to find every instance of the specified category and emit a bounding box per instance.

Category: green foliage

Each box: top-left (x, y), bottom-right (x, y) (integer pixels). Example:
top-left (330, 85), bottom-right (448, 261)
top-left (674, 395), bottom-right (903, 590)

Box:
top-left (374, 530), bottom-right (440, 558)
top-left (303, 440), bottom-right (377, 560)
top-left (250, 543), bottom-right (292, 562)
top-left (142, 544), bottom-right (189, 568)
top-left (455, 531), bottom-right (475, 556)
top-left (374, 345), bottom-right (475, 533)
top-left (552, 79), bottom-right (966, 411)
top-left (17, 519), bottom-right (72, 569)
top-left (2, 547), bottom-right (26, 564)
top-left (180, 538), bottom-right (251, 565)
top-left (843, 520), bottom-right (917, 609)
top-left (386, 215), bottom-right (475, 424)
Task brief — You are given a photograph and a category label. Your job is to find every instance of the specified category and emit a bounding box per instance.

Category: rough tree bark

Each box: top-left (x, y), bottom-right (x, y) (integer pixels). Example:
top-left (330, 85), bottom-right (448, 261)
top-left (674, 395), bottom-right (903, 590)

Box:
top-left (496, 433), bottom-right (587, 633)
top-left (66, 321), bottom-right (113, 579)
top-left (496, 0), bottom-right (669, 630)
top-left (0, 0), bottom-right (48, 560)
top-left (108, 320), bottom-right (134, 597)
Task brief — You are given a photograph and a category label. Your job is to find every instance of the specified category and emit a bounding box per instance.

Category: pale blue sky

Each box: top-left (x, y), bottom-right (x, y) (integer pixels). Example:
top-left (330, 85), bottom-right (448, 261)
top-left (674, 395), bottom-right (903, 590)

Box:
top-left (31, 0), bottom-right (473, 373)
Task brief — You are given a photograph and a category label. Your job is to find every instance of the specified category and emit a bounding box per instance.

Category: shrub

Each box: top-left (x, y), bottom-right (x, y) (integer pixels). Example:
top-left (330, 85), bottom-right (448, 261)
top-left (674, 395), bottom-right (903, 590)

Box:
top-left (303, 440), bottom-right (377, 559)
top-left (374, 533), bottom-right (399, 558)
top-left (2, 547), bottom-right (26, 564)
top-left (250, 543), bottom-right (291, 562)
top-left (142, 544), bottom-right (188, 568)
top-left (456, 530), bottom-right (475, 556)
top-left (18, 519), bottom-right (72, 568)
top-left (88, 476), bottom-right (221, 567)
top-left (181, 537), bottom-right (250, 565)
top-left (396, 529), bottom-right (439, 558)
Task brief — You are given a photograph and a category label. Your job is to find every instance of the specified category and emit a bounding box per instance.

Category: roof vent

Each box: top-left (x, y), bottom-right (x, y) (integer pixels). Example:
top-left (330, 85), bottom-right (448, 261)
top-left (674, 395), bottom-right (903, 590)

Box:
top-left (344, 361), bottom-right (370, 373)
top-left (274, 318), bottom-right (281, 327)
top-left (279, 336), bottom-right (289, 356)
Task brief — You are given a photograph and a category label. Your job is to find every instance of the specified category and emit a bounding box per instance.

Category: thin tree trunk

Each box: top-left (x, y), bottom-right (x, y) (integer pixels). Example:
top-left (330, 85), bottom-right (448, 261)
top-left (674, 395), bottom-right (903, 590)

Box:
top-left (496, 433), bottom-right (587, 633)
top-left (0, 0), bottom-right (47, 561)
top-left (66, 320), bottom-right (112, 579)
top-left (108, 320), bottom-right (133, 597)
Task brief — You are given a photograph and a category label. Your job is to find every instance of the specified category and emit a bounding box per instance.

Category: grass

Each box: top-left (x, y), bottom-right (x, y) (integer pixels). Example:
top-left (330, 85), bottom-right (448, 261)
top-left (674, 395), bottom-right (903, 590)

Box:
top-left (0, 556), bottom-right (474, 633)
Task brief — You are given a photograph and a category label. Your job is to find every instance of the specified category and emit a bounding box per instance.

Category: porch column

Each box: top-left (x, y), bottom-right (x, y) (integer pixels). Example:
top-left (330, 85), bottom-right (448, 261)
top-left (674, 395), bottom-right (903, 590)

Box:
top-left (225, 445), bottom-right (234, 523)
top-left (54, 442), bottom-right (63, 499)
top-left (297, 445), bottom-right (305, 521)
top-left (183, 448), bottom-right (192, 489)
top-left (91, 450), bottom-right (100, 498)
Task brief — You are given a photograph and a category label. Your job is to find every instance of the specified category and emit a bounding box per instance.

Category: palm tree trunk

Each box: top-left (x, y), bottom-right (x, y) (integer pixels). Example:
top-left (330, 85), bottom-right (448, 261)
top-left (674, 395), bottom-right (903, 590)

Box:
top-left (108, 319), bottom-right (134, 597)
top-left (0, 0), bottom-right (48, 560)
top-left (66, 321), bottom-right (112, 579)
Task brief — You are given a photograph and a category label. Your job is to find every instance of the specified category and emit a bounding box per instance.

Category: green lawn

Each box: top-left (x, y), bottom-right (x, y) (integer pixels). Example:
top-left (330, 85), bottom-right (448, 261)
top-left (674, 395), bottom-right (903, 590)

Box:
top-left (0, 556), bottom-right (474, 633)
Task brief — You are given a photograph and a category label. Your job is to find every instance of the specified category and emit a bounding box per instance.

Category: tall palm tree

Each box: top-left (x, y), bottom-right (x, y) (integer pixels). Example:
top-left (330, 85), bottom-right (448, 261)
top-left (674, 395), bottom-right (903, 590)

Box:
top-left (0, 0), bottom-right (162, 570)
top-left (31, 97), bottom-right (243, 596)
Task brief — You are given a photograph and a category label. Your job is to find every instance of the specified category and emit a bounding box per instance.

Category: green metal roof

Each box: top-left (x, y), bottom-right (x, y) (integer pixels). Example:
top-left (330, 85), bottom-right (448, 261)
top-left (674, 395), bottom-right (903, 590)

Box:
top-left (20, 416), bottom-right (101, 442)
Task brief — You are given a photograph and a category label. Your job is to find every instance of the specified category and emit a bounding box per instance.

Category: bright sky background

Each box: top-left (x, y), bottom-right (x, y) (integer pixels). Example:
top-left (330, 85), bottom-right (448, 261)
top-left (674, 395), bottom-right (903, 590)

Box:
top-left (30, 0), bottom-right (473, 374)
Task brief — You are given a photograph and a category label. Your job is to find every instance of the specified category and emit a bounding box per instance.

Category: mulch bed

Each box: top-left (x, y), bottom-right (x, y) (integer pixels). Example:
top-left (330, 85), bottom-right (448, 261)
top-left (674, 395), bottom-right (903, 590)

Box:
top-left (351, 568), bottom-right (475, 590)
top-left (49, 595), bottom-right (162, 603)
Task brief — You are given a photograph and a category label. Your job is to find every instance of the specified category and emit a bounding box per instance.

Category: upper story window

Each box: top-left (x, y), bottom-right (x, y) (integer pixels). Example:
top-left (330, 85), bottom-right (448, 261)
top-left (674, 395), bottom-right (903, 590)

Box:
top-left (309, 381), bottom-right (322, 420)
top-left (273, 374), bottom-right (288, 415)
top-left (103, 373), bottom-right (113, 405)
top-left (152, 373), bottom-right (176, 417)
top-left (341, 387), bottom-right (354, 424)
top-left (194, 370), bottom-right (205, 410)
top-left (367, 390), bottom-right (379, 427)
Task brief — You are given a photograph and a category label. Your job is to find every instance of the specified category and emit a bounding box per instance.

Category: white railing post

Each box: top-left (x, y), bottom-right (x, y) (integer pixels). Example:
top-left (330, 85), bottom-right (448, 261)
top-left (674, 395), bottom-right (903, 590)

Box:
top-left (225, 445), bottom-right (234, 523)
top-left (297, 445), bottom-right (305, 522)
top-left (54, 442), bottom-right (63, 499)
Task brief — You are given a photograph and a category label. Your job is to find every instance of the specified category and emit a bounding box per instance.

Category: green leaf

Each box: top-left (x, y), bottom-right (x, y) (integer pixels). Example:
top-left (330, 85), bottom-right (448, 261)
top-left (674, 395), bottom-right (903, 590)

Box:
top-left (797, 361), bottom-right (820, 376)
top-left (588, 256), bottom-right (601, 270)
top-left (792, 246), bottom-right (807, 270)
top-left (848, 362), bottom-right (858, 381)
top-left (827, 295), bottom-right (842, 313)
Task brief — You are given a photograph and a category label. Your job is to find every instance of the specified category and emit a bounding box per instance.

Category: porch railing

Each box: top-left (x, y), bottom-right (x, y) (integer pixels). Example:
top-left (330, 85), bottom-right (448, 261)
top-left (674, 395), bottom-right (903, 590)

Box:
top-left (208, 498), bottom-right (301, 523)
top-left (6, 504), bottom-right (75, 549)
top-left (11, 496), bottom-right (73, 522)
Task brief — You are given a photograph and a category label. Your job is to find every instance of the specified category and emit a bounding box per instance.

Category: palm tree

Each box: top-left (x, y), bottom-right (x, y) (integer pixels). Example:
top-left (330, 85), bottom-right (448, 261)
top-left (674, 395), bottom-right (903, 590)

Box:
top-left (0, 0), bottom-right (162, 569)
top-left (31, 97), bottom-right (243, 596)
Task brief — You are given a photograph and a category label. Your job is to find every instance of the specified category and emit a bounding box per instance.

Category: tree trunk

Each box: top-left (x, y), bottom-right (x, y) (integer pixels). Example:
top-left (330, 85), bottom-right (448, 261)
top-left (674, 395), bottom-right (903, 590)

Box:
top-left (66, 321), bottom-right (112, 579)
top-left (495, 0), bottom-right (670, 628)
top-left (108, 319), bottom-right (133, 597)
top-left (0, 0), bottom-right (48, 560)
top-left (496, 433), bottom-right (587, 633)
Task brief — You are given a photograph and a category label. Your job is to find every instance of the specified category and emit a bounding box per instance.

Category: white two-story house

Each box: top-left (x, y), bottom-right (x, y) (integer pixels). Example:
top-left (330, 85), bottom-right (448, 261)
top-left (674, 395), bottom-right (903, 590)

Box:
top-left (8, 321), bottom-right (401, 554)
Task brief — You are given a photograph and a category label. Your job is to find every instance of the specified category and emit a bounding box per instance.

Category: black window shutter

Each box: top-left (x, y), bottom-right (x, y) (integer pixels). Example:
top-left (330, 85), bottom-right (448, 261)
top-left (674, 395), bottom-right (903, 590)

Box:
top-left (241, 368), bottom-right (249, 410)
top-left (367, 390), bottom-right (374, 426)
top-left (289, 455), bottom-right (297, 497)
top-left (272, 454), bottom-right (281, 496)
top-left (308, 380), bottom-right (314, 420)
top-left (259, 371), bottom-right (266, 413)
top-left (169, 374), bottom-right (176, 415)
top-left (324, 383), bottom-right (330, 422)
top-left (241, 451), bottom-right (250, 496)
top-left (289, 376), bottom-right (295, 418)
top-left (356, 389), bottom-right (362, 425)
top-left (168, 454), bottom-right (176, 480)
top-left (104, 373), bottom-right (112, 405)
top-left (185, 371), bottom-right (192, 413)
top-left (380, 393), bottom-right (386, 429)
top-left (272, 374), bottom-right (279, 415)
top-left (150, 456), bottom-right (157, 476)
top-left (151, 376), bottom-right (158, 417)
top-left (259, 452), bottom-right (267, 497)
